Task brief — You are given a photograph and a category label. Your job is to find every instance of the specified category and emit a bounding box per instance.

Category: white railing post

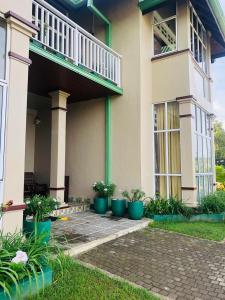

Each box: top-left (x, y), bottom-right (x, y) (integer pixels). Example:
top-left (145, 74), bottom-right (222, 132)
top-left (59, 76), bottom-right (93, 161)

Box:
top-left (74, 27), bottom-right (79, 65)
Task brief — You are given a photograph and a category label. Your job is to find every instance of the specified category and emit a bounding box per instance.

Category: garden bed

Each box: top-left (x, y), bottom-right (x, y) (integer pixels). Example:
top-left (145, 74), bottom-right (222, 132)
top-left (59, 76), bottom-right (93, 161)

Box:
top-left (0, 267), bottom-right (52, 300)
top-left (147, 213), bottom-right (225, 222)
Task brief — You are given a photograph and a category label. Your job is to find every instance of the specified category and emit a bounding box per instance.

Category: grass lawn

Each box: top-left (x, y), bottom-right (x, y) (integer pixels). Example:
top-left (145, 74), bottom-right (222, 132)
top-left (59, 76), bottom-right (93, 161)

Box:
top-left (28, 256), bottom-right (158, 300)
top-left (149, 221), bottom-right (225, 241)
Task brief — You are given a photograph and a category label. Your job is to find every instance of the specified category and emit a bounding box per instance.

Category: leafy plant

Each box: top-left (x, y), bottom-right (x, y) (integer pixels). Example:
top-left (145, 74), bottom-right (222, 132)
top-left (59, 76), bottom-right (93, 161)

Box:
top-left (122, 189), bottom-right (146, 202)
top-left (24, 195), bottom-right (60, 222)
top-left (0, 232), bottom-right (62, 298)
top-left (92, 181), bottom-right (116, 198)
top-left (216, 165), bottom-right (225, 183)
top-left (144, 196), bottom-right (193, 218)
top-left (199, 191), bottom-right (225, 214)
top-left (0, 201), bottom-right (13, 220)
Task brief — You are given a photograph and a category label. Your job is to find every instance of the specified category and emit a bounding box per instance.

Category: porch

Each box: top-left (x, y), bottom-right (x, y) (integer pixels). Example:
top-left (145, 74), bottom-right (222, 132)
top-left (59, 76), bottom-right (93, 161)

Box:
top-left (51, 211), bottom-right (149, 256)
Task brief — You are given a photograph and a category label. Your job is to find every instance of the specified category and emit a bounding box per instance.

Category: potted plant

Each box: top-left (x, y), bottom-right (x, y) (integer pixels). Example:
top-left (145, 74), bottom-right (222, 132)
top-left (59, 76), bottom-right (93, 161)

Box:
top-left (111, 198), bottom-right (127, 217)
top-left (122, 189), bottom-right (145, 220)
top-left (23, 195), bottom-right (60, 243)
top-left (92, 181), bottom-right (116, 214)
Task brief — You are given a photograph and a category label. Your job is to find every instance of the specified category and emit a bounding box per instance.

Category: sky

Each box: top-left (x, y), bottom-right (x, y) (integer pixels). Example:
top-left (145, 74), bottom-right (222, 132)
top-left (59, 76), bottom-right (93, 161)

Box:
top-left (212, 0), bottom-right (225, 124)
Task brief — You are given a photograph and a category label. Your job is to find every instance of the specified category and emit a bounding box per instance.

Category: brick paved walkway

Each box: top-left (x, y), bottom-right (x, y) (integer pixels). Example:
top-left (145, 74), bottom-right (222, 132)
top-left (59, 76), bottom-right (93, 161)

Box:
top-left (79, 228), bottom-right (225, 300)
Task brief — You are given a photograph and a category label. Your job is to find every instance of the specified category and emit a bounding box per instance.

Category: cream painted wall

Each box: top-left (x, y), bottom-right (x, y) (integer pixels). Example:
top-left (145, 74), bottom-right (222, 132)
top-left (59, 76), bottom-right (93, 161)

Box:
top-left (34, 108), bottom-right (51, 185)
top-left (66, 98), bottom-right (105, 199)
top-left (25, 109), bottom-right (37, 173)
top-left (0, 0), bottom-right (32, 20)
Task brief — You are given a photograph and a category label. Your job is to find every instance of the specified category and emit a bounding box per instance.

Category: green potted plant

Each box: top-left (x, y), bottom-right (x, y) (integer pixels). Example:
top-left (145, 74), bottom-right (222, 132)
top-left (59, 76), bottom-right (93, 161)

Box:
top-left (111, 198), bottom-right (127, 217)
top-left (92, 181), bottom-right (116, 214)
top-left (23, 195), bottom-right (60, 243)
top-left (122, 189), bottom-right (145, 220)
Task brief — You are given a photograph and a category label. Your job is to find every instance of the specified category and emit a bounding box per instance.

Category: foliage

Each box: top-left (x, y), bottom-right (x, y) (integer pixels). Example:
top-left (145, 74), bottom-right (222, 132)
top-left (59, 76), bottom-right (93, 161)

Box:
top-left (149, 222), bottom-right (225, 241)
top-left (214, 120), bottom-right (225, 161)
top-left (122, 189), bottom-right (146, 202)
top-left (199, 191), bottom-right (225, 214)
top-left (144, 197), bottom-right (193, 218)
top-left (92, 181), bottom-right (116, 198)
top-left (29, 256), bottom-right (158, 300)
top-left (24, 195), bottom-right (60, 222)
top-left (216, 182), bottom-right (225, 191)
top-left (0, 232), bottom-right (62, 298)
top-left (216, 165), bottom-right (225, 184)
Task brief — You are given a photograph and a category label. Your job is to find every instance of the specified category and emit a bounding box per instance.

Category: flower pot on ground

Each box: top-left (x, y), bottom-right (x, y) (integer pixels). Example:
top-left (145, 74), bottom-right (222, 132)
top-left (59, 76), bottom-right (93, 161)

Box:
top-left (122, 189), bottom-right (145, 220)
top-left (111, 199), bottom-right (126, 217)
top-left (92, 181), bottom-right (116, 214)
top-left (23, 195), bottom-right (60, 242)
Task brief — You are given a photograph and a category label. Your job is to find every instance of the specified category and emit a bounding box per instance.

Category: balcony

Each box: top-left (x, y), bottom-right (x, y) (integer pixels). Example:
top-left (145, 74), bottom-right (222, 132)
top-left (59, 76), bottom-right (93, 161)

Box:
top-left (29, 0), bottom-right (122, 101)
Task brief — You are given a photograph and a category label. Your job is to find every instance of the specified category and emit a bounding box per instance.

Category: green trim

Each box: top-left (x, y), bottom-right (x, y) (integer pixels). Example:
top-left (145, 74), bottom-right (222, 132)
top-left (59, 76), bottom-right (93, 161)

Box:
top-left (138, 0), bottom-right (168, 13)
top-left (208, 0), bottom-right (225, 42)
top-left (29, 42), bottom-right (123, 95)
top-left (105, 96), bottom-right (111, 184)
top-left (87, 0), bottom-right (113, 184)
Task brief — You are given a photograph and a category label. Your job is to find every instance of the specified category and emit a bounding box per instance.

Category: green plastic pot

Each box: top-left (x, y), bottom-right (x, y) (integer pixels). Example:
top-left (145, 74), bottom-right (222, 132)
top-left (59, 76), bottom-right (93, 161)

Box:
top-left (128, 201), bottom-right (144, 220)
top-left (23, 219), bottom-right (51, 243)
top-left (94, 197), bottom-right (108, 214)
top-left (111, 199), bottom-right (126, 217)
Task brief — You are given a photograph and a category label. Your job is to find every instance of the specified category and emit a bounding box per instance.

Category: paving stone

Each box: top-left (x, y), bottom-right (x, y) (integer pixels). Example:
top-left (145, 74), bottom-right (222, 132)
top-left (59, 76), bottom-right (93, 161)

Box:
top-left (79, 228), bottom-right (225, 300)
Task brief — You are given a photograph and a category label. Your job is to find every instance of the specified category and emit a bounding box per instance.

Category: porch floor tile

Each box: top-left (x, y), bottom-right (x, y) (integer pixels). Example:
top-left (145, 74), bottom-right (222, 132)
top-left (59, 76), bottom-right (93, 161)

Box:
top-left (51, 211), bottom-right (149, 254)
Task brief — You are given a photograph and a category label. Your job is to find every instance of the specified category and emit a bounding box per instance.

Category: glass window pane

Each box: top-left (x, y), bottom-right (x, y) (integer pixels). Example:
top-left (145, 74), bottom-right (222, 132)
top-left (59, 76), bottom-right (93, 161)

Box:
top-left (199, 176), bottom-right (204, 199)
top-left (167, 102), bottom-right (179, 129)
top-left (155, 176), bottom-right (167, 198)
top-left (153, 3), bottom-right (176, 23)
top-left (203, 138), bottom-right (208, 173)
top-left (195, 134), bottom-right (199, 173)
top-left (154, 18), bottom-right (176, 56)
top-left (168, 131), bottom-right (181, 173)
top-left (0, 19), bottom-right (6, 80)
top-left (169, 176), bottom-right (181, 199)
top-left (154, 104), bottom-right (165, 130)
top-left (154, 132), bottom-right (166, 173)
top-left (198, 136), bottom-right (203, 172)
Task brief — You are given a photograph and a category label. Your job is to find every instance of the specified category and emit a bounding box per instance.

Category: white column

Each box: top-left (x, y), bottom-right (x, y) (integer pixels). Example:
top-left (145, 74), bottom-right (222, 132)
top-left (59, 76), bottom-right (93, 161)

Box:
top-left (49, 90), bottom-right (70, 205)
top-left (179, 98), bottom-right (198, 207)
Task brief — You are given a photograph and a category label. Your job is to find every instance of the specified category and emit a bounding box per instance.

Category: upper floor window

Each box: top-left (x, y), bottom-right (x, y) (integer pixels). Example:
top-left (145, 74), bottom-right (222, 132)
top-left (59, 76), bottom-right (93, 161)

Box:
top-left (0, 19), bottom-right (6, 81)
top-left (153, 3), bottom-right (177, 56)
top-left (190, 3), bottom-right (208, 73)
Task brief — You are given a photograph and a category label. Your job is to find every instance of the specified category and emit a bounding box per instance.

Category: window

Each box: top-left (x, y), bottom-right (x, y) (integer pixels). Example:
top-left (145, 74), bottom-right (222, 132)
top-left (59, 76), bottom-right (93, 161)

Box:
top-left (154, 102), bottom-right (181, 199)
top-left (153, 3), bottom-right (177, 56)
top-left (194, 105), bottom-right (213, 201)
top-left (190, 3), bottom-right (207, 73)
top-left (0, 19), bottom-right (6, 81)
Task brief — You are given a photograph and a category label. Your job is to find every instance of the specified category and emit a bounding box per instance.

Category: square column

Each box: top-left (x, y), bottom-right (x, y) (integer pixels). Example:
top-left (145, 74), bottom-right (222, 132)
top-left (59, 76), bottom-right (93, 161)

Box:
top-left (179, 98), bottom-right (197, 207)
top-left (49, 91), bottom-right (70, 205)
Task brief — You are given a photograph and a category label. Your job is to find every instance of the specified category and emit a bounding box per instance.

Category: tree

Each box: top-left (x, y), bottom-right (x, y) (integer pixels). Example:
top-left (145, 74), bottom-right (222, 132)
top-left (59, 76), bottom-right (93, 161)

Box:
top-left (214, 120), bottom-right (225, 161)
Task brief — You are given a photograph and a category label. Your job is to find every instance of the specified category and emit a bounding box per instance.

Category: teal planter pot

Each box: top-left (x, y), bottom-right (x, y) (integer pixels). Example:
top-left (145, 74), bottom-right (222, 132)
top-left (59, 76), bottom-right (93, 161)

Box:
top-left (0, 266), bottom-right (52, 300)
top-left (94, 197), bottom-right (108, 214)
top-left (128, 201), bottom-right (144, 220)
top-left (111, 199), bottom-right (126, 217)
top-left (23, 219), bottom-right (51, 243)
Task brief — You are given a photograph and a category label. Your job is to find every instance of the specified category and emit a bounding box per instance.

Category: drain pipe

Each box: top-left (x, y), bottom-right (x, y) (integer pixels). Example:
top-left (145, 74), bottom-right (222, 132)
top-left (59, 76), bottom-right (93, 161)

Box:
top-left (87, 0), bottom-right (112, 184)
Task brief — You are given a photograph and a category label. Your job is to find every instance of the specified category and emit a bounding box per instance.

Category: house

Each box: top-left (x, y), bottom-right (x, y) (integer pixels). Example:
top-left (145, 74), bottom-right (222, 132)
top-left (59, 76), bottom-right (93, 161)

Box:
top-left (0, 0), bottom-right (225, 233)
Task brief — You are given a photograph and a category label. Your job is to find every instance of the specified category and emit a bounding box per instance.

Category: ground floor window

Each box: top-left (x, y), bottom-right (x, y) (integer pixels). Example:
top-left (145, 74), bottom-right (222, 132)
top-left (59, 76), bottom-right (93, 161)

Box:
top-left (194, 105), bottom-right (213, 201)
top-left (154, 102), bottom-right (181, 199)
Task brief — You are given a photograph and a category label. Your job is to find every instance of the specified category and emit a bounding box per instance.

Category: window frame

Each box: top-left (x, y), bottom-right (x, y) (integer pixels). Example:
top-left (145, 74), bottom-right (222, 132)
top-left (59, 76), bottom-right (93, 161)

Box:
top-left (189, 2), bottom-right (208, 74)
top-left (153, 101), bottom-right (182, 198)
top-left (152, 2), bottom-right (178, 58)
top-left (194, 104), bottom-right (214, 201)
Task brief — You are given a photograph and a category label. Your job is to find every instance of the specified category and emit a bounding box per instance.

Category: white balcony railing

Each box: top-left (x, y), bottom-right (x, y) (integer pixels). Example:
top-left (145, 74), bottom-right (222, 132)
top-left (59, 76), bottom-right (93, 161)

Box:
top-left (32, 0), bottom-right (121, 87)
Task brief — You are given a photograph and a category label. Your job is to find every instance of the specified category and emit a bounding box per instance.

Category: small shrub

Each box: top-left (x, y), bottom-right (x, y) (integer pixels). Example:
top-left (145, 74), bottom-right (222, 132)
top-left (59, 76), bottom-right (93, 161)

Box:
top-left (24, 195), bottom-right (60, 222)
top-left (145, 196), bottom-right (193, 218)
top-left (122, 189), bottom-right (146, 202)
top-left (199, 191), bottom-right (225, 214)
top-left (216, 165), bottom-right (225, 183)
top-left (92, 181), bottom-right (116, 198)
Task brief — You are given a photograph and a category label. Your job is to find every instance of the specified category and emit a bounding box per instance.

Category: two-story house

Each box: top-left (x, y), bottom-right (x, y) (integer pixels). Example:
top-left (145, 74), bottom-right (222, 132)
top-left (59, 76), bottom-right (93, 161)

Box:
top-left (1, 0), bottom-right (225, 233)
